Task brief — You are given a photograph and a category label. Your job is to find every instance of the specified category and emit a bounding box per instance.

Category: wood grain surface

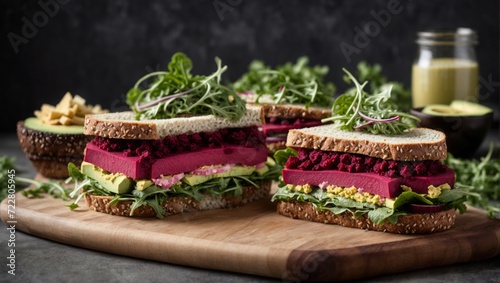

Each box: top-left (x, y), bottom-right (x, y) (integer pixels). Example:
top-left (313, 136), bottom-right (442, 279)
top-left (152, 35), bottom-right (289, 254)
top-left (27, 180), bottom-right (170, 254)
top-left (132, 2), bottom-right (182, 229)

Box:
top-left (1, 185), bottom-right (500, 282)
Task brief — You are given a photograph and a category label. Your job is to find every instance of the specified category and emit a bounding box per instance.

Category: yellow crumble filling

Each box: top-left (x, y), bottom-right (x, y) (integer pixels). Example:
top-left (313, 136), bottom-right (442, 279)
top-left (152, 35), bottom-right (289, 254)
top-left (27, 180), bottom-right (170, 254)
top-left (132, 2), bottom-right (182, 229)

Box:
top-left (286, 184), bottom-right (384, 206)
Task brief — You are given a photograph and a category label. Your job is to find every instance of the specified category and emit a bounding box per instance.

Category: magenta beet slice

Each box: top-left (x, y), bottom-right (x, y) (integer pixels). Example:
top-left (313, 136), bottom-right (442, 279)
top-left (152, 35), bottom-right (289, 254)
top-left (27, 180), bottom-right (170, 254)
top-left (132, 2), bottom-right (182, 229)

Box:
top-left (151, 144), bottom-right (268, 178)
top-left (262, 120), bottom-right (323, 136)
top-left (282, 169), bottom-right (403, 198)
top-left (84, 143), bottom-right (268, 179)
top-left (403, 168), bottom-right (456, 194)
top-left (282, 167), bottom-right (456, 199)
top-left (84, 143), bottom-right (150, 179)
top-left (409, 204), bottom-right (446, 213)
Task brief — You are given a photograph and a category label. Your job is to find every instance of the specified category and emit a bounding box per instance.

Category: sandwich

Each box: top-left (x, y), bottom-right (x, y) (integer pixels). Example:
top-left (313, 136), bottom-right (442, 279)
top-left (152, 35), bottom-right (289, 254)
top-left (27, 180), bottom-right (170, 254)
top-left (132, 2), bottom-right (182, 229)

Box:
top-left (271, 69), bottom-right (472, 234)
top-left (67, 52), bottom-right (279, 218)
top-left (17, 92), bottom-right (107, 178)
top-left (232, 57), bottom-right (336, 153)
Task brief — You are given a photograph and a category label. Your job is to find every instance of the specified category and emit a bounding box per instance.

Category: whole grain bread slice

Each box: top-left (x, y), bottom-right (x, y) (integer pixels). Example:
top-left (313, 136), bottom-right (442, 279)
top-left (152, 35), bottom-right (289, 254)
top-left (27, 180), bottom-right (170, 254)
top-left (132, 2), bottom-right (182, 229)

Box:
top-left (84, 181), bottom-right (272, 217)
top-left (259, 104), bottom-right (331, 120)
top-left (84, 105), bottom-right (264, 140)
top-left (286, 125), bottom-right (447, 161)
top-left (277, 200), bottom-right (456, 234)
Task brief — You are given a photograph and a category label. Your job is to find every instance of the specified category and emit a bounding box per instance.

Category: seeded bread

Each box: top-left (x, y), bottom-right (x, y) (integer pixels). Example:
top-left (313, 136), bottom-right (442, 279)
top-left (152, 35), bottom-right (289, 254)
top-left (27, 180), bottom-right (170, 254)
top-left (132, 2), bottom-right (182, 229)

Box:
top-left (286, 125), bottom-right (447, 161)
top-left (17, 121), bottom-right (90, 178)
top-left (277, 201), bottom-right (456, 234)
top-left (83, 105), bottom-right (264, 140)
top-left (84, 181), bottom-right (272, 217)
top-left (266, 140), bottom-right (287, 152)
top-left (258, 103), bottom-right (331, 120)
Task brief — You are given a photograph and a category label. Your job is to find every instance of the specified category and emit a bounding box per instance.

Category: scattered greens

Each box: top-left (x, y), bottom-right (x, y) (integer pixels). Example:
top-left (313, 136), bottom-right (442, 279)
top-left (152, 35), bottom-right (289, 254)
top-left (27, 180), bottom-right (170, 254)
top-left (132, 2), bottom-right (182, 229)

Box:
top-left (345, 61), bottom-right (412, 112)
top-left (19, 177), bottom-right (73, 201)
top-left (231, 57), bottom-right (336, 108)
top-left (0, 157), bottom-right (18, 200)
top-left (126, 52), bottom-right (246, 122)
top-left (322, 68), bottom-right (419, 135)
top-left (444, 146), bottom-right (500, 218)
top-left (0, 156), bottom-right (73, 202)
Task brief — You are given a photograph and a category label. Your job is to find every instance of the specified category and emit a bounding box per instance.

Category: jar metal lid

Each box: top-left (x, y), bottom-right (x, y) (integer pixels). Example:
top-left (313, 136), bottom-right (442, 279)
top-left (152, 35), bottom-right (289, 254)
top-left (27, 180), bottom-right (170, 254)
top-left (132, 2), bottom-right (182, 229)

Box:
top-left (417, 28), bottom-right (478, 45)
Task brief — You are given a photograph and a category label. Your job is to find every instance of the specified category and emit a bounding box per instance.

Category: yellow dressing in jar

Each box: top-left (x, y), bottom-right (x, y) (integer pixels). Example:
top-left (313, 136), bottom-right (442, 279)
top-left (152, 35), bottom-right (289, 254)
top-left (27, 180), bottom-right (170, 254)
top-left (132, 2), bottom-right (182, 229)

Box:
top-left (411, 28), bottom-right (479, 108)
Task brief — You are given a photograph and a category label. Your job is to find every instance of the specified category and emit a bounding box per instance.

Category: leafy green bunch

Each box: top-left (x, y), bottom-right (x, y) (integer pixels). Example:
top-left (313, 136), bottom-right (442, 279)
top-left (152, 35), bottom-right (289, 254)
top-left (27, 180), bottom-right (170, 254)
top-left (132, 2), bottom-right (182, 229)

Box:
top-left (345, 61), bottom-right (412, 112)
top-left (232, 56), bottom-right (336, 108)
top-left (126, 52), bottom-right (246, 121)
top-left (444, 146), bottom-right (500, 218)
top-left (322, 68), bottom-right (419, 135)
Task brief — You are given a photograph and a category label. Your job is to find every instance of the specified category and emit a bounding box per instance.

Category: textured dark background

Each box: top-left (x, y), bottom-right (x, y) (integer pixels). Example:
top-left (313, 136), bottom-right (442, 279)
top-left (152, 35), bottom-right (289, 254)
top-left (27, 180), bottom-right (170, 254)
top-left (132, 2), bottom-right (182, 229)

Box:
top-left (1, 0), bottom-right (499, 133)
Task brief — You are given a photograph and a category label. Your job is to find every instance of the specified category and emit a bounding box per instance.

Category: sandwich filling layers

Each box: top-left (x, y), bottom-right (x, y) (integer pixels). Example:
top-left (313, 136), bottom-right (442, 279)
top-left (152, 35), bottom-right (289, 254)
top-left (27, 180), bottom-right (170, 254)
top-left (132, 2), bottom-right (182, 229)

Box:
top-left (70, 125), bottom-right (280, 218)
top-left (84, 126), bottom-right (267, 179)
top-left (272, 147), bottom-right (469, 226)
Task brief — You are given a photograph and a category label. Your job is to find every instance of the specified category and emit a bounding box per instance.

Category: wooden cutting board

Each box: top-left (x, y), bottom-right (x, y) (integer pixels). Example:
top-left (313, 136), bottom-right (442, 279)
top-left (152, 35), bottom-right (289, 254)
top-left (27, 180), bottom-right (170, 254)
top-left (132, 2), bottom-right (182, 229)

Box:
top-left (2, 184), bottom-right (500, 282)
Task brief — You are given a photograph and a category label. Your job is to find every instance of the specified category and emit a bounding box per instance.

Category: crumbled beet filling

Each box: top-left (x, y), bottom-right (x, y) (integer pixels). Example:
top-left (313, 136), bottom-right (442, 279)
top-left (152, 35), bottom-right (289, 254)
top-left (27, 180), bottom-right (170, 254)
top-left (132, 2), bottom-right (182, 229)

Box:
top-left (91, 126), bottom-right (264, 160)
top-left (286, 148), bottom-right (446, 179)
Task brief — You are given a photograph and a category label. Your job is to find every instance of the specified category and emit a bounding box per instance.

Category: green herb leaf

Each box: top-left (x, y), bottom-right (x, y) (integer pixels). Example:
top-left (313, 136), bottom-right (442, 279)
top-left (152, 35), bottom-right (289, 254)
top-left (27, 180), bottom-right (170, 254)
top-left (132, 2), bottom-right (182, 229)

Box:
top-left (273, 148), bottom-right (298, 167)
top-left (232, 57), bottom-right (336, 107)
top-left (344, 61), bottom-right (412, 112)
top-left (0, 156), bottom-right (18, 200)
top-left (126, 52), bottom-right (246, 122)
top-left (323, 68), bottom-right (419, 135)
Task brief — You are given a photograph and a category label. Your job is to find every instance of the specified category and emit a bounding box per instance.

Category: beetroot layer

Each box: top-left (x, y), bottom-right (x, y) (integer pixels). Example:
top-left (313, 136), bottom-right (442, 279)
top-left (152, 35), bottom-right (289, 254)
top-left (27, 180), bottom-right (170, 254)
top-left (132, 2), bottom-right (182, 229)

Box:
top-left (282, 167), bottom-right (456, 198)
top-left (286, 148), bottom-right (447, 178)
top-left (151, 144), bottom-right (268, 177)
top-left (84, 143), bottom-right (268, 179)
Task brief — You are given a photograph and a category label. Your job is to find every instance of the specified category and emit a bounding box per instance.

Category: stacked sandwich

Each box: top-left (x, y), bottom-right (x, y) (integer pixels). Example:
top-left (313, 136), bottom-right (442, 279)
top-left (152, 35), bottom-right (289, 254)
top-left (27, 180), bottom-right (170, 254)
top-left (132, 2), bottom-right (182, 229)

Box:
top-left (68, 53), bottom-right (279, 218)
top-left (271, 69), bottom-right (471, 234)
top-left (232, 57), bottom-right (336, 152)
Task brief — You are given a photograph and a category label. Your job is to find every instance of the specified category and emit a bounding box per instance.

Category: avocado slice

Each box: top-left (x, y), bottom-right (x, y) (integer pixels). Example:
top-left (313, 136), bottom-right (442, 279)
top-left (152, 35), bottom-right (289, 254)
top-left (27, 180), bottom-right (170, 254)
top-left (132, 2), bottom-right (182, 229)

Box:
top-left (136, 179), bottom-right (154, 191)
top-left (450, 100), bottom-right (493, 115)
top-left (24, 117), bottom-right (84, 134)
top-left (183, 165), bottom-right (256, 186)
top-left (421, 104), bottom-right (463, 116)
top-left (422, 100), bottom-right (492, 116)
top-left (81, 161), bottom-right (133, 194)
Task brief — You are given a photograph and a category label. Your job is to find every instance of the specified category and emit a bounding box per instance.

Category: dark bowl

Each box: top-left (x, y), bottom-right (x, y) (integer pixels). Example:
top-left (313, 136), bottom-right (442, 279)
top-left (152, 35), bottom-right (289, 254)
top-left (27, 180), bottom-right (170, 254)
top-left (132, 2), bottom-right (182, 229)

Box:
top-left (410, 107), bottom-right (494, 158)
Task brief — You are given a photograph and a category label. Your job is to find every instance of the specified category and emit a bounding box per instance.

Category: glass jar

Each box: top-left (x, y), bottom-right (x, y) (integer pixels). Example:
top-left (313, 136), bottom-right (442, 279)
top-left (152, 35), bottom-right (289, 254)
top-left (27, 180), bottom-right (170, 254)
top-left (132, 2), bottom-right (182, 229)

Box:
top-left (411, 28), bottom-right (479, 108)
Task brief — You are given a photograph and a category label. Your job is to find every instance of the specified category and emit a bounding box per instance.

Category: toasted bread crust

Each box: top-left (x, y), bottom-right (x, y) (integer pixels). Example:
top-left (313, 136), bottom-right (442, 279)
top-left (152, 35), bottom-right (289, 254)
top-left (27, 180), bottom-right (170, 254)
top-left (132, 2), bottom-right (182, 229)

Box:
top-left (83, 106), bottom-right (264, 140)
top-left (276, 201), bottom-right (456, 234)
top-left (259, 104), bottom-right (331, 120)
top-left (84, 181), bottom-right (272, 217)
top-left (286, 125), bottom-right (447, 161)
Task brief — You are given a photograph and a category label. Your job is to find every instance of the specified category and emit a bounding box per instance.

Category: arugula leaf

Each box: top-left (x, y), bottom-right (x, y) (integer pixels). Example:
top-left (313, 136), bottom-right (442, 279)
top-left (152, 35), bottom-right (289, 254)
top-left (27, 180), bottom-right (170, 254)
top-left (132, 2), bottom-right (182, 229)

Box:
top-left (344, 61), bottom-right (412, 112)
top-left (232, 57), bottom-right (336, 108)
top-left (368, 207), bottom-right (396, 225)
top-left (273, 148), bottom-right (298, 167)
top-left (127, 52), bottom-right (246, 122)
top-left (323, 68), bottom-right (419, 135)
top-left (392, 191), bottom-right (433, 209)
